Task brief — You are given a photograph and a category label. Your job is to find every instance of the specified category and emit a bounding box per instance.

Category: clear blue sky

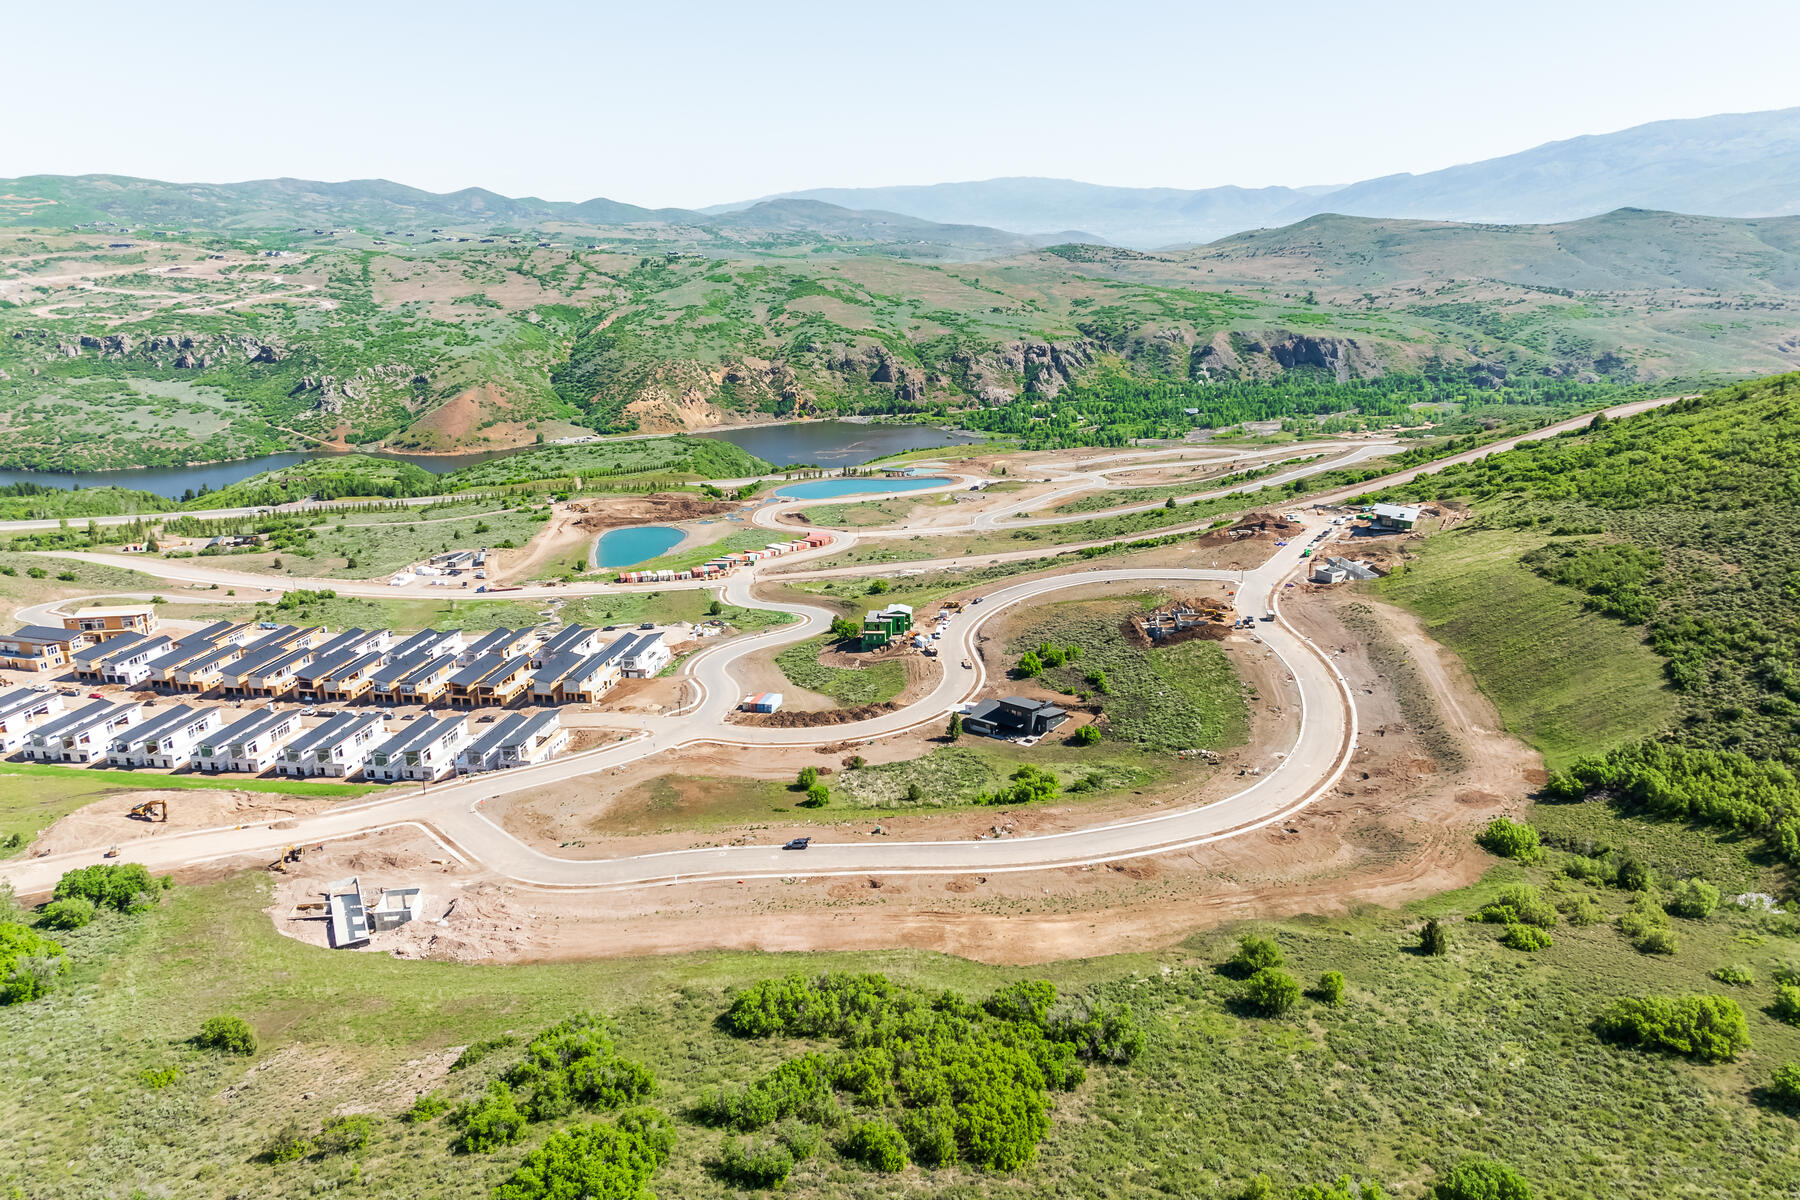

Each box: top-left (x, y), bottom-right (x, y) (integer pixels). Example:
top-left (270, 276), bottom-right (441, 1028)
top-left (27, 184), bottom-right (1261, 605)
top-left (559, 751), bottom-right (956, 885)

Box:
top-left (5, 0), bottom-right (1797, 207)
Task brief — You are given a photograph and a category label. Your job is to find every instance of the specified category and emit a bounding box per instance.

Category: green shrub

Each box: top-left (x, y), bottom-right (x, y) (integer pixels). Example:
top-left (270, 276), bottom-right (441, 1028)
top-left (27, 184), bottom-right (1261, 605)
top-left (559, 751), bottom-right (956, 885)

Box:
top-left (770, 1118), bottom-right (819, 1162)
top-left (139, 1066), bottom-right (180, 1089)
top-left (261, 1123), bottom-right (312, 1163)
top-left (451, 1034), bottom-right (516, 1070)
top-left (901, 1104), bottom-right (959, 1167)
top-left (401, 1093), bottom-right (450, 1123)
top-left (1419, 918), bottom-right (1450, 956)
top-left (454, 1081), bottom-right (528, 1153)
top-left (315, 1113), bottom-right (376, 1156)
top-left (795, 766), bottom-right (819, 790)
top-left (842, 1118), bottom-right (908, 1172)
top-left (0, 922), bottom-right (66, 1005)
top-left (496, 1121), bottom-right (667, 1200)
top-left (1243, 968), bottom-right (1301, 1017)
top-left (1228, 933), bottom-right (1284, 975)
top-left (194, 1015), bottom-right (256, 1055)
top-left (717, 1135), bottom-right (794, 1188)
top-left (1557, 892), bottom-right (1604, 927)
top-left (1499, 923), bottom-right (1553, 951)
top-left (802, 782), bottom-right (829, 808)
top-left (1476, 817), bottom-right (1542, 862)
top-left (1619, 894), bottom-right (1676, 953)
top-left (1595, 994), bottom-right (1750, 1062)
top-left (1666, 878), bottom-right (1721, 919)
top-left (1772, 985), bottom-right (1800, 1025)
top-left (1069, 724), bottom-right (1101, 746)
top-left (504, 1013), bottom-right (655, 1121)
top-left (1016, 650), bottom-right (1043, 677)
top-left (1713, 964), bottom-right (1756, 987)
top-left (1473, 885), bottom-right (1557, 930)
top-left (1767, 1063), bottom-right (1800, 1113)
top-left (1315, 971), bottom-right (1347, 1005)
top-left (1430, 1156), bottom-right (1534, 1199)
top-left (37, 897), bottom-right (95, 930)
top-left (52, 863), bottom-right (167, 913)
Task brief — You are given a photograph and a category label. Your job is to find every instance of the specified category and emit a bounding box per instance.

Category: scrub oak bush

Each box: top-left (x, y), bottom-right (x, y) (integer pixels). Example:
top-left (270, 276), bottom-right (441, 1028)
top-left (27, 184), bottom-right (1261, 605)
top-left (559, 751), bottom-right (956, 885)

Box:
top-left (453, 1082), bottom-right (527, 1153)
top-left (1227, 933), bottom-right (1284, 976)
top-left (1315, 971), bottom-right (1347, 1005)
top-left (38, 897), bottom-right (95, 930)
top-left (1499, 923), bottom-right (1553, 951)
top-left (716, 1136), bottom-right (795, 1188)
top-left (0, 922), bottom-right (66, 1005)
top-left (52, 862), bottom-right (169, 913)
top-left (1419, 918), bottom-right (1450, 956)
top-left (1771, 985), bottom-right (1800, 1025)
top-left (1713, 964), bottom-right (1755, 986)
top-left (1242, 968), bottom-right (1301, 1017)
top-left (496, 1119), bottom-right (671, 1200)
top-left (1766, 1063), bottom-right (1800, 1113)
top-left (1476, 817), bottom-right (1542, 862)
top-left (1430, 1156), bottom-right (1534, 1199)
top-left (1595, 994), bottom-right (1750, 1062)
top-left (710, 972), bottom-right (1142, 1175)
top-left (1472, 885), bottom-right (1557, 930)
top-left (502, 1013), bottom-right (655, 1121)
top-left (194, 1015), bottom-right (256, 1055)
top-left (841, 1118), bottom-right (908, 1172)
top-left (1666, 878), bottom-right (1720, 919)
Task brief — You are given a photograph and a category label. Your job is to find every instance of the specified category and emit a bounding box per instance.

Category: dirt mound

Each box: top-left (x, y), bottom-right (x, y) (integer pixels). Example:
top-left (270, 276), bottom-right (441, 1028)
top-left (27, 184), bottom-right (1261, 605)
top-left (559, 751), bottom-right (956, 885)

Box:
top-left (1121, 616), bottom-right (1229, 649)
top-left (732, 700), bottom-right (900, 728)
top-left (567, 493), bottom-right (737, 530)
top-left (1195, 509), bottom-right (1302, 547)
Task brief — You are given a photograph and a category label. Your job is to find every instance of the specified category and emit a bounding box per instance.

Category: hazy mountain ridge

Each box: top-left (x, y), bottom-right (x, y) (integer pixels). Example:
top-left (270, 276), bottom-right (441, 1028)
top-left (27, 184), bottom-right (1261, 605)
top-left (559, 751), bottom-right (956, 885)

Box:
top-left (725, 107), bottom-right (1800, 247)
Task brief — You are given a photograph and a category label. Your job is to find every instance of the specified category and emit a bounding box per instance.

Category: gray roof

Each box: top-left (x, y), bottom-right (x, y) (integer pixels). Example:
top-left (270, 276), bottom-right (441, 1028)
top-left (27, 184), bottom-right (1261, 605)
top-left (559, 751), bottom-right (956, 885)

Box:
top-left (321, 650), bottom-right (385, 684)
top-left (175, 642), bottom-right (243, 676)
top-left (461, 628), bottom-right (521, 660)
top-left (0, 687), bottom-right (55, 720)
top-left (112, 704), bottom-right (199, 748)
top-left (531, 652), bottom-right (586, 688)
top-left (464, 712), bottom-right (525, 758)
top-left (3, 624), bottom-right (79, 645)
top-left (204, 706), bottom-right (292, 749)
top-left (372, 714), bottom-right (463, 759)
top-left (32, 699), bottom-right (126, 739)
top-left (101, 634), bottom-right (175, 665)
top-left (537, 625), bottom-right (598, 660)
top-left (501, 710), bottom-right (560, 749)
top-left (451, 653), bottom-right (508, 689)
top-left (1371, 502), bottom-right (1421, 521)
top-left (370, 652), bottom-right (429, 688)
top-left (284, 710), bottom-right (385, 756)
top-left (73, 632), bottom-right (151, 665)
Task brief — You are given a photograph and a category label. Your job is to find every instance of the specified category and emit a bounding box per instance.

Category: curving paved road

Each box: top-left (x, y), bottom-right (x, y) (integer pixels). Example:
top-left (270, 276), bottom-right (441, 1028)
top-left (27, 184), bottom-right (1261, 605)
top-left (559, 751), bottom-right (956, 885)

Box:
top-left (0, 534), bottom-right (1350, 896)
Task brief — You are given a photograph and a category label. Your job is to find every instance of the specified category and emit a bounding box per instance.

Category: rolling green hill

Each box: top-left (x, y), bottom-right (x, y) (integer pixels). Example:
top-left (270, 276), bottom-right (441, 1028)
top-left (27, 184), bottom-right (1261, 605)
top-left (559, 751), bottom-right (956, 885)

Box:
top-left (2, 203), bottom-right (1797, 469)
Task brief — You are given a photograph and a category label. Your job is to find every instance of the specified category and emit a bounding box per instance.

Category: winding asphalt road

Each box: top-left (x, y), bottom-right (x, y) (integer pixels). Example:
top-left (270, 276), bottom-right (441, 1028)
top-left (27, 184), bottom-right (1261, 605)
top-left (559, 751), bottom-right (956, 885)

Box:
top-left (0, 529), bottom-right (1349, 896)
top-left (0, 396), bottom-right (1676, 897)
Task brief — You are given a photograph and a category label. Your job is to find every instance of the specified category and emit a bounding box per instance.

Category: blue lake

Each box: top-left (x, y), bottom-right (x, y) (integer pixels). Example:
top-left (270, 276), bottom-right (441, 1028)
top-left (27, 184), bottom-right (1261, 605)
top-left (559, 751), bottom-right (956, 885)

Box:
top-left (773, 476), bottom-right (950, 500)
top-left (592, 525), bottom-right (685, 569)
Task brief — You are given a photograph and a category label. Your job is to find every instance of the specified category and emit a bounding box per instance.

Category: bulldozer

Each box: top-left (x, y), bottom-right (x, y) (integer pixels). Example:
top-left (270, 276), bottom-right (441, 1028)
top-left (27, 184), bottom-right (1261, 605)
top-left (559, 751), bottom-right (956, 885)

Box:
top-left (126, 798), bottom-right (168, 823)
top-left (267, 844), bottom-right (305, 874)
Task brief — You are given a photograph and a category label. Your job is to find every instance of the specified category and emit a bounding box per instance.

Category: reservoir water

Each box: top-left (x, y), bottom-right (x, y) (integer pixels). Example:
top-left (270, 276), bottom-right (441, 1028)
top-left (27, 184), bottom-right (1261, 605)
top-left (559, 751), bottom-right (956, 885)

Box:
top-left (0, 421), bottom-right (980, 500)
top-left (591, 525), bottom-right (685, 569)
top-left (701, 421), bottom-right (982, 468)
top-left (773, 476), bottom-right (949, 500)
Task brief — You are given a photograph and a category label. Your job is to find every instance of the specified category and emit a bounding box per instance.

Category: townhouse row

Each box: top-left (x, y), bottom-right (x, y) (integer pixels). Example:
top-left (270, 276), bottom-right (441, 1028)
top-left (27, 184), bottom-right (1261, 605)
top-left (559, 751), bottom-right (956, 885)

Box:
top-left (34, 619), bottom-right (671, 707)
top-left (1, 686), bottom-right (569, 780)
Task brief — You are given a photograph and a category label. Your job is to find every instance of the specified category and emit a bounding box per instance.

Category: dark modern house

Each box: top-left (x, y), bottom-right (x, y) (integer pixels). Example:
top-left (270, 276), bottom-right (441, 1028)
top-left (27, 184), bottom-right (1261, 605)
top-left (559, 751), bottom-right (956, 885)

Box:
top-left (963, 696), bottom-right (1068, 738)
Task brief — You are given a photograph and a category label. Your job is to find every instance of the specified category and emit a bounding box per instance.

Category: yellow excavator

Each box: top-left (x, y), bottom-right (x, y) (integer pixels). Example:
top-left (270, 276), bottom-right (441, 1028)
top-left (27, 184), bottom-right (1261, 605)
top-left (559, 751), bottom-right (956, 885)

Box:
top-left (126, 798), bottom-right (168, 823)
top-left (267, 844), bottom-right (305, 873)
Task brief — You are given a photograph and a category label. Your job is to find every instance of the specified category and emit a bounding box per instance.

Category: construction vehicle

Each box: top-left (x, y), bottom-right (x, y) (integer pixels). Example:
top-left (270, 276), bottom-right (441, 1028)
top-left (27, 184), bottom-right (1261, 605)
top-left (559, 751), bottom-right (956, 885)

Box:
top-left (103, 845), bottom-right (120, 859)
top-left (267, 844), bottom-right (305, 873)
top-left (127, 798), bottom-right (168, 822)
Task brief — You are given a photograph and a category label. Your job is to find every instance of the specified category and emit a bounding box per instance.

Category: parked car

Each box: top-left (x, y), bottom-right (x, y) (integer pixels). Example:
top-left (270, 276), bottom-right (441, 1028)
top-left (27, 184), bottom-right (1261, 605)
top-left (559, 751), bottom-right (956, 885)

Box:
top-left (782, 837), bottom-right (811, 850)
top-left (87, 692), bottom-right (104, 700)
top-left (639, 622), bottom-right (656, 630)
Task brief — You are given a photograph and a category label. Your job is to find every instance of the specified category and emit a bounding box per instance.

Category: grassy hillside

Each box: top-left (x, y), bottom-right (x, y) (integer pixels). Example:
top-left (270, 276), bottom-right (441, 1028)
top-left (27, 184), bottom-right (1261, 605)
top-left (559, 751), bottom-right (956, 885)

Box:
top-left (2, 209), bottom-right (1796, 469)
top-left (7, 854), bottom-right (1800, 1198)
top-left (1377, 530), bottom-right (1675, 768)
top-left (1384, 372), bottom-right (1800, 762)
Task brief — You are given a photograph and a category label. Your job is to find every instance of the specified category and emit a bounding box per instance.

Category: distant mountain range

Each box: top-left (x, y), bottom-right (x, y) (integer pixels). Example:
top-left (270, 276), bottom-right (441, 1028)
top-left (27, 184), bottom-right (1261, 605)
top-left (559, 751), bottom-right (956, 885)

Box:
top-left (714, 107), bottom-right (1800, 247)
top-left (5, 107), bottom-right (1800, 251)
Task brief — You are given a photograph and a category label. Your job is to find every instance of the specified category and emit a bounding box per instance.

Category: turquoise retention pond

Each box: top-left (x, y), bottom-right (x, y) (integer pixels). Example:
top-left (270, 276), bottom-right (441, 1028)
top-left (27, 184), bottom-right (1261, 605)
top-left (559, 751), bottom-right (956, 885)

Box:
top-left (592, 524), bottom-right (685, 569)
top-left (773, 476), bottom-right (949, 500)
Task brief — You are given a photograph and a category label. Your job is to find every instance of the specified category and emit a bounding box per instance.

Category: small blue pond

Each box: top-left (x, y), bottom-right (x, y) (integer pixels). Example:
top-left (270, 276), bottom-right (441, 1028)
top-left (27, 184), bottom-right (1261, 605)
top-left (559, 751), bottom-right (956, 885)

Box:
top-left (592, 524), bottom-right (685, 569)
top-left (774, 476), bottom-right (949, 500)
